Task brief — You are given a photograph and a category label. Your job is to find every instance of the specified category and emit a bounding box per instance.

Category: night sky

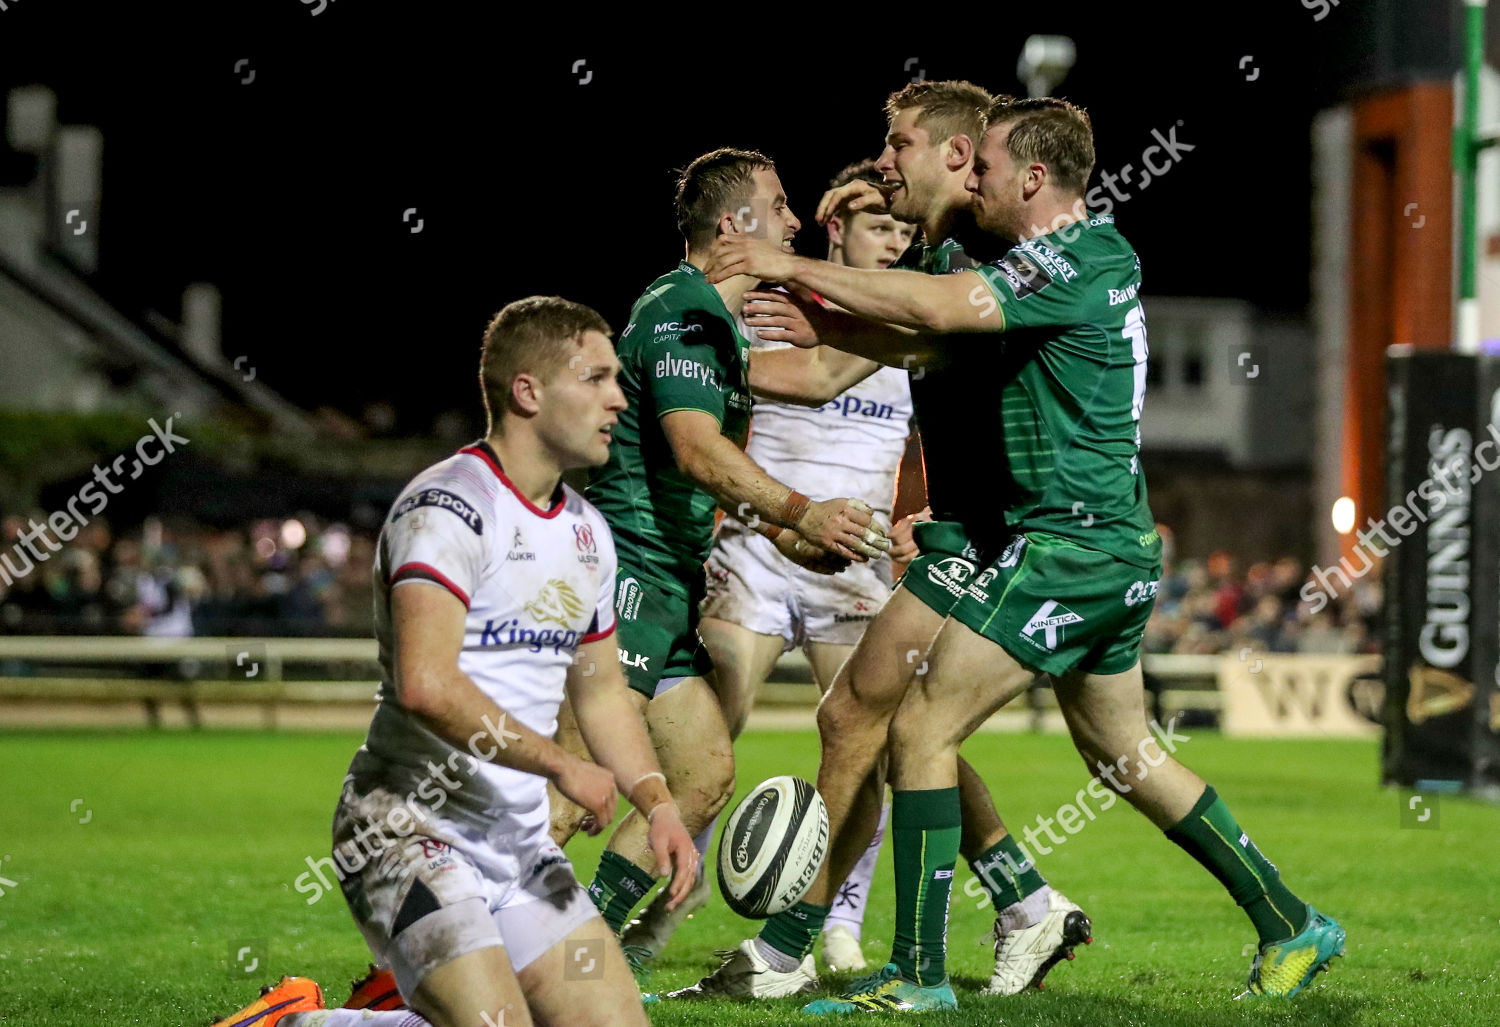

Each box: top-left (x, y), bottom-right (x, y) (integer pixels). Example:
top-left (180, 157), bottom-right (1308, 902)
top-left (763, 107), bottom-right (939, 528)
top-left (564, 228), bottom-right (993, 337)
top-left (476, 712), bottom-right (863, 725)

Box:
top-left (0, 2), bottom-right (1386, 435)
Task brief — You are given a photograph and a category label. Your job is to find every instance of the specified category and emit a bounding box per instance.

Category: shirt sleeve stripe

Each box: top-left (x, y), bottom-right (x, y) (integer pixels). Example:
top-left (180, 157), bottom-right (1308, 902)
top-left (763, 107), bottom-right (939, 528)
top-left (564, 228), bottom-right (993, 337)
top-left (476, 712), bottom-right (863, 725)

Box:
top-left (657, 405), bottom-right (723, 426)
top-left (580, 617), bottom-right (616, 644)
top-left (390, 562), bottom-right (471, 609)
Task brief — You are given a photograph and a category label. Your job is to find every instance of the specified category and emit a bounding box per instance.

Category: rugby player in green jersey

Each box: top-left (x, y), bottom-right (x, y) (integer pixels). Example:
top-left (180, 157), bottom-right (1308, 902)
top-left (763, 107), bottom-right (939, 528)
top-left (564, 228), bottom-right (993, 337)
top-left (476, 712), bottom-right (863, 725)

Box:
top-left (672, 83), bottom-right (1095, 1004)
top-left (544, 148), bottom-right (890, 986)
top-left (705, 97), bottom-right (1346, 1013)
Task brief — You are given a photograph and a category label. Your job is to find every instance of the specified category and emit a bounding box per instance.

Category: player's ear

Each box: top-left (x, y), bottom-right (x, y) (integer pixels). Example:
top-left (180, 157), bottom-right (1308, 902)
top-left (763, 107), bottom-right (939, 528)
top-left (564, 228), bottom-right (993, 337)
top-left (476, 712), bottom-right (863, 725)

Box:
top-left (718, 206), bottom-right (748, 238)
top-left (1023, 161), bottom-right (1048, 199)
top-left (510, 372), bottom-right (543, 416)
top-left (826, 213), bottom-right (846, 248)
top-left (719, 201), bottom-right (761, 238)
top-left (947, 133), bottom-right (974, 172)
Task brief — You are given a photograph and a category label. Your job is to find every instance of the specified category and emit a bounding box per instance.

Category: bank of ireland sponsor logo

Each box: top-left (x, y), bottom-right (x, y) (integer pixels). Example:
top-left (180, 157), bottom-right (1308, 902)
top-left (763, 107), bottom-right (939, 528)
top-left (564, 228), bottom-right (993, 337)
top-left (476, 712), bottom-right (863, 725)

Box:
top-left (616, 576), bottom-right (643, 621)
top-left (1021, 600), bottom-right (1084, 651)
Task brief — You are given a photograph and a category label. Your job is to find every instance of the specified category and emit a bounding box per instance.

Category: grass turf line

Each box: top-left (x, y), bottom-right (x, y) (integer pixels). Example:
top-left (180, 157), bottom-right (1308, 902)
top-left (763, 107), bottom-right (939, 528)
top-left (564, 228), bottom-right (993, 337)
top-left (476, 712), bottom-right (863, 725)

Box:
top-left (0, 729), bottom-right (1495, 1025)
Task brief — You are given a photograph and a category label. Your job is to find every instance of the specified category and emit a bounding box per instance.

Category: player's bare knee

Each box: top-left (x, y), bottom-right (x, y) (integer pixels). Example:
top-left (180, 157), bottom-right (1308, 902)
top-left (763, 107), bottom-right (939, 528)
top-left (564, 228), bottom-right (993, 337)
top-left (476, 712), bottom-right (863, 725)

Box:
top-left (669, 747), bottom-right (735, 826)
top-left (817, 681), bottom-right (894, 745)
top-left (888, 691), bottom-right (947, 761)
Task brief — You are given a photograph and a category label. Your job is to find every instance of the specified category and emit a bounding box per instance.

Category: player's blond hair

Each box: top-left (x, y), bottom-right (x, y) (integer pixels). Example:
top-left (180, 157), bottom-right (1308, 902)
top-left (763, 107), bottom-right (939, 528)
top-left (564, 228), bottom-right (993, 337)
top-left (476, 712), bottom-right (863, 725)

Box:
top-left (985, 97), bottom-right (1095, 196)
top-left (884, 80), bottom-right (1000, 150)
top-left (674, 148), bottom-right (777, 249)
top-left (479, 296), bottom-right (612, 431)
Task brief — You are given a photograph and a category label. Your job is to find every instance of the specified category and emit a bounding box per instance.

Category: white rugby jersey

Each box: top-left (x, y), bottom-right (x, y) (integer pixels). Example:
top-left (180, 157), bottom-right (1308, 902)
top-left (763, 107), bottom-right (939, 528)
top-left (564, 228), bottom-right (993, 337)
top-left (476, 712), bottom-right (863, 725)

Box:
top-left (349, 441), bottom-right (616, 875)
top-left (741, 327), bottom-right (914, 520)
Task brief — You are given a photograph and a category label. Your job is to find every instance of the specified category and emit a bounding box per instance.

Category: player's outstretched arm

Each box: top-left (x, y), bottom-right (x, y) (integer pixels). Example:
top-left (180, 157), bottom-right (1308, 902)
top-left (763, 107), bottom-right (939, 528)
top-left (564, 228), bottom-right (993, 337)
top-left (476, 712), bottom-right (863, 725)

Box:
top-left (707, 237), bottom-right (1000, 334)
top-left (743, 289), bottom-right (941, 383)
top-left (390, 581), bottom-right (617, 831)
top-left (660, 409), bottom-right (890, 561)
top-left (749, 345), bottom-right (878, 406)
top-left (565, 636), bottom-right (698, 908)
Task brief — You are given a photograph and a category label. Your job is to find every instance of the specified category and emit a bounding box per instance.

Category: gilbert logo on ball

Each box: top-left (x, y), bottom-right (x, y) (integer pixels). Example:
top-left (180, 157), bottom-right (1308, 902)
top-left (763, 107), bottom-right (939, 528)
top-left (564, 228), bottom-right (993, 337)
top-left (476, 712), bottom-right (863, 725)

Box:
top-left (717, 776), bottom-right (829, 919)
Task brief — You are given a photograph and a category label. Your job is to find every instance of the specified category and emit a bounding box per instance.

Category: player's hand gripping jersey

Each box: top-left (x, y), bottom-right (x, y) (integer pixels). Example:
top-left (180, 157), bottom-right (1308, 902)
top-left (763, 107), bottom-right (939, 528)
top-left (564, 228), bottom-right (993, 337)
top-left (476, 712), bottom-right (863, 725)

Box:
top-left (347, 441), bottom-right (617, 892)
top-left (587, 261), bottom-right (753, 593)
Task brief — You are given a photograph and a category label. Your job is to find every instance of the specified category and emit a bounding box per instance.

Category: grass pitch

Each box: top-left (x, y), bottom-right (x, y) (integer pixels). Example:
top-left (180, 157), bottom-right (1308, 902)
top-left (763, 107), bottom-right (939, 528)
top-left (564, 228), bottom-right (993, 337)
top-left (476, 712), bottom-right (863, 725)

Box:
top-left (0, 727), bottom-right (1495, 1026)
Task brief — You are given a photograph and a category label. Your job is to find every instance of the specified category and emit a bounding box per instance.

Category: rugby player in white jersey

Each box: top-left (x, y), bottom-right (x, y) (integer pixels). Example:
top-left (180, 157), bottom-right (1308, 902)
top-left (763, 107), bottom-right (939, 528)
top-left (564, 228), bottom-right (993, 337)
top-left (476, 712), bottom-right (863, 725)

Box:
top-left (615, 159), bottom-right (919, 973)
top-left (211, 297), bottom-right (697, 1027)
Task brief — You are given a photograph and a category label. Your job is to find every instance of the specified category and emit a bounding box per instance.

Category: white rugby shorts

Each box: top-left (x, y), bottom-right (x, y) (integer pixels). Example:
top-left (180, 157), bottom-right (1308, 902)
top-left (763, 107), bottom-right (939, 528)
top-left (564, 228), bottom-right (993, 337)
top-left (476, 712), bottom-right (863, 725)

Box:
top-left (332, 783), bottom-right (599, 998)
top-left (701, 525), bottom-right (892, 648)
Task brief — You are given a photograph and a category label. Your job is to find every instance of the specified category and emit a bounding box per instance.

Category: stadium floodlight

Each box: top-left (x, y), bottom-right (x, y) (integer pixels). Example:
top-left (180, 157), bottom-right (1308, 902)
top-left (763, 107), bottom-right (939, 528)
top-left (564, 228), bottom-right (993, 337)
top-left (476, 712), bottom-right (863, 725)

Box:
top-left (1018, 35), bottom-right (1076, 98)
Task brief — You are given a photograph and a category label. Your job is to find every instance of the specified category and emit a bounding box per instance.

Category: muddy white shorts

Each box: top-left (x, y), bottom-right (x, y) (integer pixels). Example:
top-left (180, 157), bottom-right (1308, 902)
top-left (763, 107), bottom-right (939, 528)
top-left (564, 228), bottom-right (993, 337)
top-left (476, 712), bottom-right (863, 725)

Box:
top-left (701, 525), bottom-right (892, 648)
top-left (332, 784), bottom-right (600, 999)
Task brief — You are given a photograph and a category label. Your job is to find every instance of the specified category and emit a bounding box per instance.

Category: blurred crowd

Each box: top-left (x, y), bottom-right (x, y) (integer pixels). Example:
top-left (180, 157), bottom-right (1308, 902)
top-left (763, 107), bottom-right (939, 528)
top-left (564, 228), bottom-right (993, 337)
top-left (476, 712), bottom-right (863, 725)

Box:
top-left (0, 512), bottom-right (1379, 654)
top-left (0, 514), bottom-right (376, 637)
top-left (1143, 550), bottom-right (1379, 657)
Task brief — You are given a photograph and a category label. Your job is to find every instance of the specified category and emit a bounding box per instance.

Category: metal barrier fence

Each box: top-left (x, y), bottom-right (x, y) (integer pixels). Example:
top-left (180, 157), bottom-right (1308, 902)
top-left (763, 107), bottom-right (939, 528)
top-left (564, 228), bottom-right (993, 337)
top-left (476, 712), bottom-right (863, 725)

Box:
top-left (0, 636), bottom-right (1239, 732)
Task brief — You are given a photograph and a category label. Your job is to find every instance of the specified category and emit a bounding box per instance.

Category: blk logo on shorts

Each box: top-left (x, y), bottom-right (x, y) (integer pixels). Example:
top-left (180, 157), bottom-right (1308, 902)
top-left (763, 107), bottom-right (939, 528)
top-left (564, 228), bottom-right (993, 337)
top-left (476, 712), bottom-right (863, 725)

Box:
top-left (1021, 600), bottom-right (1084, 650)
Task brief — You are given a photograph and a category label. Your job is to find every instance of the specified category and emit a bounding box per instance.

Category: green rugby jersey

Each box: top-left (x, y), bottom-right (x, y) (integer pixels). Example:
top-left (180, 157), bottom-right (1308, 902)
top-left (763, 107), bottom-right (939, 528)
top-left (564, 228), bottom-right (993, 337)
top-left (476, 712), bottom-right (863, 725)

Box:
top-left (969, 213), bottom-right (1161, 568)
top-left (892, 237), bottom-right (1007, 550)
top-left (587, 261), bottom-right (753, 593)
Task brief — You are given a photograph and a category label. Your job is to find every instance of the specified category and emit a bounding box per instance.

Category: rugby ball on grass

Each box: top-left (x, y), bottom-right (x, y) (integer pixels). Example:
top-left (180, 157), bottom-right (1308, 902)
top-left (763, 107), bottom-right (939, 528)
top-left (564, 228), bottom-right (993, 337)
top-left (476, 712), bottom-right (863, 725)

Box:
top-left (717, 775), bottom-right (829, 918)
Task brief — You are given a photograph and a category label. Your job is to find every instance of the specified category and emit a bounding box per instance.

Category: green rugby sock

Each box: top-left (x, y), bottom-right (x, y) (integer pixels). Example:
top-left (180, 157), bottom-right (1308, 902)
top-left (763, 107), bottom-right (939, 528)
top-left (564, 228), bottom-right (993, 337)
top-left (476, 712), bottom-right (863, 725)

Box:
top-left (587, 850), bottom-right (656, 934)
top-left (969, 833), bottom-right (1047, 912)
top-left (1165, 786), bottom-right (1310, 944)
top-left (891, 787), bottom-right (961, 986)
top-left (759, 900), bottom-right (830, 961)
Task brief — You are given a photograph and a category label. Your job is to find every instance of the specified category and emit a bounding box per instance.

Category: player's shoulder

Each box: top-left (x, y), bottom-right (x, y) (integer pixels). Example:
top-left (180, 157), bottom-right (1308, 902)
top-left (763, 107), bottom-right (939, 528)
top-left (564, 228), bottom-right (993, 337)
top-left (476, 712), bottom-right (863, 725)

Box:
top-left (630, 262), bottom-right (711, 316)
top-left (1051, 214), bottom-right (1142, 307)
top-left (626, 265), bottom-right (731, 345)
top-left (561, 482), bottom-right (609, 526)
top-left (387, 447), bottom-right (501, 538)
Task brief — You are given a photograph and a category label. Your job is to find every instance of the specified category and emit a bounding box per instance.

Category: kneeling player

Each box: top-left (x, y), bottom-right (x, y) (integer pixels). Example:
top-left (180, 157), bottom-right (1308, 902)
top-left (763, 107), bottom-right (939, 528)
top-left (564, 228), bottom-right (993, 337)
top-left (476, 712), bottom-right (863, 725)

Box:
top-left (212, 297), bottom-right (696, 1027)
